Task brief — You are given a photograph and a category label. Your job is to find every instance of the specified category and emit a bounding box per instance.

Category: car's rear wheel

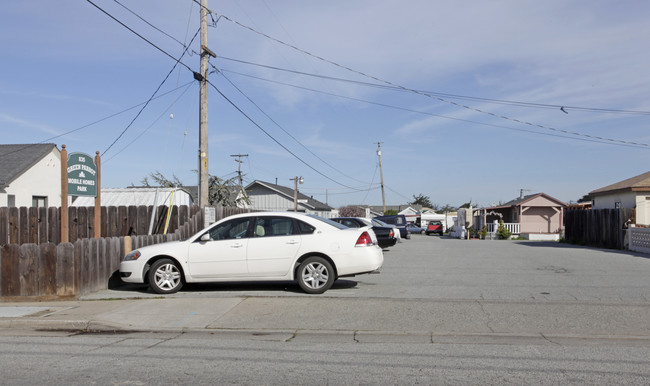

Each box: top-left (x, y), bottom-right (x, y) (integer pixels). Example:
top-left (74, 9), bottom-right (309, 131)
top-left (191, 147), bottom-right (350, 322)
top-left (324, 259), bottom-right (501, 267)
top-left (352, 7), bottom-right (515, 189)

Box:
top-left (149, 258), bottom-right (183, 294)
top-left (297, 256), bottom-right (335, 294)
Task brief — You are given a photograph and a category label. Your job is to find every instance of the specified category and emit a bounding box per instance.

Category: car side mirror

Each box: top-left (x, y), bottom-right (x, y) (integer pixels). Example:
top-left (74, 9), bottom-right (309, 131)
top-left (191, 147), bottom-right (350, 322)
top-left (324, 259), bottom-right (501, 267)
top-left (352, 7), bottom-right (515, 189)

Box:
top-left (200, 233), bottom-right (211, 242)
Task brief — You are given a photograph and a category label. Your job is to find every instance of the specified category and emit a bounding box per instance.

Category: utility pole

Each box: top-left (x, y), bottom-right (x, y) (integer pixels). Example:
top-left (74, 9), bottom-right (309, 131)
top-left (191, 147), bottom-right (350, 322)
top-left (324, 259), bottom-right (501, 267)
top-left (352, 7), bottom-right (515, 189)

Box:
top-left (230, 154), bottom-right (248, 187)
top-left (290, 176), bottom-right (304, 212)
top-left (198, 0), bottom-right (211, 208)
top-left (376, 142), bottom-right (386, 213)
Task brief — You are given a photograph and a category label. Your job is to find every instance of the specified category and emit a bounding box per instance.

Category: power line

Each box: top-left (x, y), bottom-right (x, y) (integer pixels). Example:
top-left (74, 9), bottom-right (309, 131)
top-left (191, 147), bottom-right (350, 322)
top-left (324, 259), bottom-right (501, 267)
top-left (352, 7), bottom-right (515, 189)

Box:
top-left (86, 0), bottom-right (197, 75)
top-left (206, 79), bottom-right (372, 191)
top-left (215, 66), bottom-right (376, 185)
top-left (217, 57), bottom-right (650, 116)
top-left (112, 0), bottom-right (189, 49)
top-left (216, 16), bottom-right (650, 148)
top-left (219, 68), bottom-right (649, 149)
top-left (0, 82), bottom-right (195, 161)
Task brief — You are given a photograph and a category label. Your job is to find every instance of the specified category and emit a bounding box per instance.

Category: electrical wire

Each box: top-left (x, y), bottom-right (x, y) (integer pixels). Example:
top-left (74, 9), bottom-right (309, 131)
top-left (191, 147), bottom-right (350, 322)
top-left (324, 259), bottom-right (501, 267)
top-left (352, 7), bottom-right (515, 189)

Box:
top-left (215, 17), bottom-right (650, 148)
top-left (0, 82), bottom-right (195, 161)
top-left (112, 0), bottom-right (189, 49)
top-left (99, 25), bottom-right (200, 156)
top-left (214, 66), bottom-right (376, 185)
top-left (219, 68), bottom-right (649, 149)
top-left (207, 79), bottom-right (374, 191)
top-left (217, 57), bottom-right (650, 116)
top-left (86, 0), bottom-right (196, 74)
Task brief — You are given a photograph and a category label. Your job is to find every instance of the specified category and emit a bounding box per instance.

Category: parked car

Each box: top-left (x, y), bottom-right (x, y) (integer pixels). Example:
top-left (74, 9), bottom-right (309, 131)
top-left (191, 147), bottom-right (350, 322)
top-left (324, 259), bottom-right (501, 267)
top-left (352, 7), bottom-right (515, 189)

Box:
top-left (120, 212), bottom-right (384, 295)
top-left (406, 223), bottom-right (425, 234)
top-left (331, 217), bottom-right (398, 249)
top-left (374, 215), bottom-right (410, 239)
top-left (371, 218), bottom-right (401, 242)
top-left (425, 220), bottom-right (444, 236)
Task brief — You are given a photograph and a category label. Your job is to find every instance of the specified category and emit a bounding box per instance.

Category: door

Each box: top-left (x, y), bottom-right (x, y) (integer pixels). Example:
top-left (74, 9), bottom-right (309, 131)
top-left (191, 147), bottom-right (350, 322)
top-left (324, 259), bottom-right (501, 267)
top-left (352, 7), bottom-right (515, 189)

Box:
top-left (246, 216), bottom-right (302, 277)
top-left (187, 216), bottom-right (252, 278)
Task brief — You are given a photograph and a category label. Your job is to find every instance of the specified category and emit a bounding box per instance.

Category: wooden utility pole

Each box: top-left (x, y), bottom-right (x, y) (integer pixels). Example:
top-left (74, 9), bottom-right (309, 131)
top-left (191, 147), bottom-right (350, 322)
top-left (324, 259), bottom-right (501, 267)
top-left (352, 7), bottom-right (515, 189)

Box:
top-left (94, 151), bottom-right (101, 238)
top-left (198, 0), bottom-right (210, 208)
top-left (376, 142), bottom-right (386, 213)
top-left (60, 145), bottom-right (68, 243)
top-left (230, 154), bottom-right (248, 187)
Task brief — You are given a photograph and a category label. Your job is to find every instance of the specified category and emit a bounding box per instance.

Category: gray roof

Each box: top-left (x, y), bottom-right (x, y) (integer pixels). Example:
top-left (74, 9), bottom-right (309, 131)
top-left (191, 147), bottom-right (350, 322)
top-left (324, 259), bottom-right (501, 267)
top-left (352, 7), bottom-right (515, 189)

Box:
top-left (245, 180), bottom-right (333, 211)
top-left (0, 143), bottom-right (58, 188)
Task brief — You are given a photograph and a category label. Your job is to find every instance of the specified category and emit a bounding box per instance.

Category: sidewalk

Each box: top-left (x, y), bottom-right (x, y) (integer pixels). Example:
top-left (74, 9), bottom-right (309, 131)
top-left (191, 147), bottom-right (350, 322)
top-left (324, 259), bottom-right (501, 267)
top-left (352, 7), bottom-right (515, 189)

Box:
top-left (2, 289), bottom-right (650, 345)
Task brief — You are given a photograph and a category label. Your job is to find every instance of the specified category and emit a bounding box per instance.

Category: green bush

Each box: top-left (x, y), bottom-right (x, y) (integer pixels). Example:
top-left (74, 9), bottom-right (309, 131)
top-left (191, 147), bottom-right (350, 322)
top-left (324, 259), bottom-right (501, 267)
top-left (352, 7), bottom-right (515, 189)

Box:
top-left (497, 220), bottom-right (512, 240)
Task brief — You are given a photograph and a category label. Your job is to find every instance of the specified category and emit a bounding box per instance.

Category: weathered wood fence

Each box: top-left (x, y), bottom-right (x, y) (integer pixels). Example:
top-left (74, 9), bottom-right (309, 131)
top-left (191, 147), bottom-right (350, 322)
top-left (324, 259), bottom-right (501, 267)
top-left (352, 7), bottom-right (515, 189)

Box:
top-left (564, 208), bottom-right (635, 249)
top-left (1, 206), bottom-right (252, 299)
top-left (0, 205), bottom-right (199, 246)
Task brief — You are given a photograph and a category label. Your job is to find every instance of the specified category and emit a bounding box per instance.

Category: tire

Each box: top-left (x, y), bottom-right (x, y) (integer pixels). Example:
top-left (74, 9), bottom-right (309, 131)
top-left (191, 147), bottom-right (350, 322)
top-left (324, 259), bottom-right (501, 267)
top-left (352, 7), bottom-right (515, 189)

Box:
top-left (148, 258), bottom-right (183, 294)
top-left (297, 256), bottom-right (335, 294)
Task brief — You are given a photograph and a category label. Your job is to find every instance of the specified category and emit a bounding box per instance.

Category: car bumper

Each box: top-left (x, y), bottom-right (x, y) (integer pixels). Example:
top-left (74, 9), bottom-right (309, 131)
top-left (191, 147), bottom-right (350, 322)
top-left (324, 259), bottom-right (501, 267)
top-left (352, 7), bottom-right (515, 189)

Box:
top-left (337, 245), bottom-right (384, 277)
top-left (119, 260), bottom-right (145, 283)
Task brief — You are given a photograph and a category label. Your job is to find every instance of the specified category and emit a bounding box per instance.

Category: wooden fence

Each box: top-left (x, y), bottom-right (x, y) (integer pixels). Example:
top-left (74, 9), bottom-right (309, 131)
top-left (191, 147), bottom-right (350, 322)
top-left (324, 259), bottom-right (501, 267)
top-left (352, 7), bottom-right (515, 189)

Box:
top-left (0, 205), bottom-right (200, 247)
top-left (0, 206), bottom-right (252, 299)
top-left (564, 208), bottom-right (635, 250)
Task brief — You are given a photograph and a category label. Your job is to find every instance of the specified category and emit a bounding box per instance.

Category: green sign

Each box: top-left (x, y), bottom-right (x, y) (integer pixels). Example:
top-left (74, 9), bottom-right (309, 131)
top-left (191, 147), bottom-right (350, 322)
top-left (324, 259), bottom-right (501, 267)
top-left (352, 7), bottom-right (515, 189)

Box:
top-left (67, 152), bottom-right (97, 197)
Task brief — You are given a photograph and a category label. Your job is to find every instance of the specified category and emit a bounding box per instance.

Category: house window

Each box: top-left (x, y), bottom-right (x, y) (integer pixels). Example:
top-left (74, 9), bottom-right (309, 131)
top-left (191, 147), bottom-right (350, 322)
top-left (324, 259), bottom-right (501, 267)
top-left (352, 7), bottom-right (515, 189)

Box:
top-left (7, 195), bottom-right (15, 207)
top-left (32, 196), bottom-right (48, 208)
top-left (513, 211), bottom-right (518, 222)
top-left (615, 202), bottom-right (621, 209)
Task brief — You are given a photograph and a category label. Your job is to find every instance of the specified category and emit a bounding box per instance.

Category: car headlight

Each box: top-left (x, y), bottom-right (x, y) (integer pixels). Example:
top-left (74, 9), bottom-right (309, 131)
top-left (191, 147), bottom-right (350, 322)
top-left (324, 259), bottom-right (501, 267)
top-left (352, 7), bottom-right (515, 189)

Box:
top-left (123, 250), bottom-right (141, 261)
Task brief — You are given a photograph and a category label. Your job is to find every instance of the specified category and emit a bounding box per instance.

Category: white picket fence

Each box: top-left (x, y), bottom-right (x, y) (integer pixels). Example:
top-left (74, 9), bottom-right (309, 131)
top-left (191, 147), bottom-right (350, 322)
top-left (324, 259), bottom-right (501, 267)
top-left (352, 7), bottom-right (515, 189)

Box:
top-left (628, 226), bottom-right (650, 254)
top-left (487, 222), bottom-right (520, 234)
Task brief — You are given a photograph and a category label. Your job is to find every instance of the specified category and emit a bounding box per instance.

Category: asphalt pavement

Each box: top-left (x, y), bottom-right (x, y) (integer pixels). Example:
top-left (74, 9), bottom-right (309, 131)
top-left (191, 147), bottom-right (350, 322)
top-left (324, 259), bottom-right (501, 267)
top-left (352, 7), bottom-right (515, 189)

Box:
top-left (1, 235), bottom-right (649, 346)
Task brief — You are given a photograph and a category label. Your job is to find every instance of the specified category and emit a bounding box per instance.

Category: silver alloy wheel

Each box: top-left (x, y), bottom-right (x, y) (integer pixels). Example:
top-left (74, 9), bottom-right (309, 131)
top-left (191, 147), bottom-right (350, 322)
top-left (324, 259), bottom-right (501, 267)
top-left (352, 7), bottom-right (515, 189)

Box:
top-left (149, 259), bottom-right (183, 294)
top-left (297, 257), bottom-right (335, 294)
top-left (302, 262), bottom-right (329, 290)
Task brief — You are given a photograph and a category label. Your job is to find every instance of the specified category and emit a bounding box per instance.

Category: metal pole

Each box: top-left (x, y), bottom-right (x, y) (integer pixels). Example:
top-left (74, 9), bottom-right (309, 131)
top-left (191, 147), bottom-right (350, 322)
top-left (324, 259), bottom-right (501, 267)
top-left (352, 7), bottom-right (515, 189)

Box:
top-left (198, 0), bottom-right (209, 208)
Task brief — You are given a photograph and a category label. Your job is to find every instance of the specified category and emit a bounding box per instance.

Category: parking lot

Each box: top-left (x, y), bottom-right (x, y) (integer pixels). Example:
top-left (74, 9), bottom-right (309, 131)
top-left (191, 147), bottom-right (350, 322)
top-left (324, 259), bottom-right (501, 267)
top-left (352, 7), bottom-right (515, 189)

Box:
top-left (4, 235), bottom-right (650, 384)
top-left (99, 233), bottom-right (650, 303)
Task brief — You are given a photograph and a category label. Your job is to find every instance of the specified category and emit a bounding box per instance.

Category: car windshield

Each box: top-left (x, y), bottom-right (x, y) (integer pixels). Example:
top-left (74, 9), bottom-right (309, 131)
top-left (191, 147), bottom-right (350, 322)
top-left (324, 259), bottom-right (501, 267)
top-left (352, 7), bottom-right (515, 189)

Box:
top-left (306, 214), bottom-right (348, 230)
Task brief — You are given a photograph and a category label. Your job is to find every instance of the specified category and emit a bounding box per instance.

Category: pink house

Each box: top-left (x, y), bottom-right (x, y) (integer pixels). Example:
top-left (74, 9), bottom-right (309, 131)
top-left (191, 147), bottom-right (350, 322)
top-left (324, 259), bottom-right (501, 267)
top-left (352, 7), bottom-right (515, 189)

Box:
top-left (475, 193), bottom-right (567, 240)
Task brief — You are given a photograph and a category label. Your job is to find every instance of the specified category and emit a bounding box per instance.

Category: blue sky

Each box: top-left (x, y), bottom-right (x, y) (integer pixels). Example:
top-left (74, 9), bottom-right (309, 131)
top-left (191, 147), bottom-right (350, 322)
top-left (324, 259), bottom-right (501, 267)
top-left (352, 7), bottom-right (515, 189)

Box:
top-left (1, 1), bottom-right (649, 209)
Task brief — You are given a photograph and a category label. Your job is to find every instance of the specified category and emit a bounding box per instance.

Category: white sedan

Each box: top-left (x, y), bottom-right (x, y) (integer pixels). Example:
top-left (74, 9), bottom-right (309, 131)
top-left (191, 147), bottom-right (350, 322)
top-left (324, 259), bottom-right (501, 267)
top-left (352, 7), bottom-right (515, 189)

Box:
top-left (120, 212), bottom-right (384, 294)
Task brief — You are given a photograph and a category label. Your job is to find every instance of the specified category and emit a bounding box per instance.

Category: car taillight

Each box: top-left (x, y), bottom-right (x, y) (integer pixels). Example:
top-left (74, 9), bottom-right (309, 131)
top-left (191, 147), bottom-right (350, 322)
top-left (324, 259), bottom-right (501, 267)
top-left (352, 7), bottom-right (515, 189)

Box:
top-left (355, 231), bottom-right (373, 246)
top-left (389, 230), bottom-right (394, 237)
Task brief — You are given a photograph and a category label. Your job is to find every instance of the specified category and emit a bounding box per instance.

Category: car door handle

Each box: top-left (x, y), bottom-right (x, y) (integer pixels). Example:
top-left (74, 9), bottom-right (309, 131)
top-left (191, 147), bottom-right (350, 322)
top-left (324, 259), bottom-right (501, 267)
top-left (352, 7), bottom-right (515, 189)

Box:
top-left (286, 240), bottom-right (299, 245)
top-left (231, 243), bottom-right (244, 248)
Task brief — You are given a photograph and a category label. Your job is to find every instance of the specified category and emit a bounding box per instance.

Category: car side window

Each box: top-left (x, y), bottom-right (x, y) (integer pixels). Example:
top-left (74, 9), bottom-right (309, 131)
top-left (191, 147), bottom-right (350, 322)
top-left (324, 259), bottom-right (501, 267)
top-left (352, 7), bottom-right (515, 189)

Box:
top-left (296, 220), bottom-right (315, 234)
top-left (208, 217), bottom-right (251, 240)
top-left (254, 217), bottom-right (294, 237)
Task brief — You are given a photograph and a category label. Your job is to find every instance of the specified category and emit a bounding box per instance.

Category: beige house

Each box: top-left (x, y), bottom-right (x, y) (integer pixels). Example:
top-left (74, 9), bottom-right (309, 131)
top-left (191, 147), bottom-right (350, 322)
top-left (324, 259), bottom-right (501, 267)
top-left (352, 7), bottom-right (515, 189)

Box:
top-left (589, 171), bottom-right (650, 225)
top-left (475, 193), bottom-right (567, 239)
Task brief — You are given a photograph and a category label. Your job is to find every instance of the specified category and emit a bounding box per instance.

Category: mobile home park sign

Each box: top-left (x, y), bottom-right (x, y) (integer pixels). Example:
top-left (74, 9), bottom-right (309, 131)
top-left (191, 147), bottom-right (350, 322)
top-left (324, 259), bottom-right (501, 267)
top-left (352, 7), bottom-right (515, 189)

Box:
top-left (67, 152), bottom-right (97, 197)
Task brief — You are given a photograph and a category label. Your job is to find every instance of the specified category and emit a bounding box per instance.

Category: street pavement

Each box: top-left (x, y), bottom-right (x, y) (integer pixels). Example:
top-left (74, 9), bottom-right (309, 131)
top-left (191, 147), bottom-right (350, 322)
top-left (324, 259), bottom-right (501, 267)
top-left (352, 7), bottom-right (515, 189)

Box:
top-left (1, 235), bottom-right (649, 346)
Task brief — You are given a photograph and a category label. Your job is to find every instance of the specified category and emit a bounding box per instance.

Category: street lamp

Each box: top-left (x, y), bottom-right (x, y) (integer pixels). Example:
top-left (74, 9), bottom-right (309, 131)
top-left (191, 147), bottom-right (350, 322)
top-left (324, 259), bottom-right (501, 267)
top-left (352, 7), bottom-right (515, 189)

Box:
top-left (291, 176), bottom-right (304, 212)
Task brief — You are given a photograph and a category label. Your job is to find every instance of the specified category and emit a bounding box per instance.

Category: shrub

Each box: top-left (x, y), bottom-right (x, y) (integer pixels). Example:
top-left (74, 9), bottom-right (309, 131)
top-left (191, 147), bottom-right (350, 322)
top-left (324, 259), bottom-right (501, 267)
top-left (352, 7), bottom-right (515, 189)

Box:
top-left (497, 220), bottom-right (512, 240)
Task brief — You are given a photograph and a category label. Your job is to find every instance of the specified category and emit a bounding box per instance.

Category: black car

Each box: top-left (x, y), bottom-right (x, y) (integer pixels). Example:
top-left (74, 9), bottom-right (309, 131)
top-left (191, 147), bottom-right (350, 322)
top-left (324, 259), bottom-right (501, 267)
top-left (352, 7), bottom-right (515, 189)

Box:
top-left (330, 217), bottom-right (398, 249)
top-left (374, 215), bottom-right (410, 239)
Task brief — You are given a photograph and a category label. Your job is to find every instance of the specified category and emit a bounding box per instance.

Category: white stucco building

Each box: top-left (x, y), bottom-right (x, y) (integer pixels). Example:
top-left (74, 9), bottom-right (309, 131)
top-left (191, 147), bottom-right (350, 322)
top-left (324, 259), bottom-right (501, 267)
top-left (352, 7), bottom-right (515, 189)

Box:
top-left (589, 171), bottom-right (650, 225)
top-left (0, 143), bottom-right (62, 208)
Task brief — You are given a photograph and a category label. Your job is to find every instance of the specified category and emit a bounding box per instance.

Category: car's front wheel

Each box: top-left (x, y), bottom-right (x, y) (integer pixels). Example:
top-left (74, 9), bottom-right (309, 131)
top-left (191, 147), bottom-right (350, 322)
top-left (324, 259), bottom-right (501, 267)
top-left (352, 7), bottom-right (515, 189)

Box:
top-left (297, 257), bottom-right (335, 294)
top-left (148, 258), bottom-right (183, 294)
